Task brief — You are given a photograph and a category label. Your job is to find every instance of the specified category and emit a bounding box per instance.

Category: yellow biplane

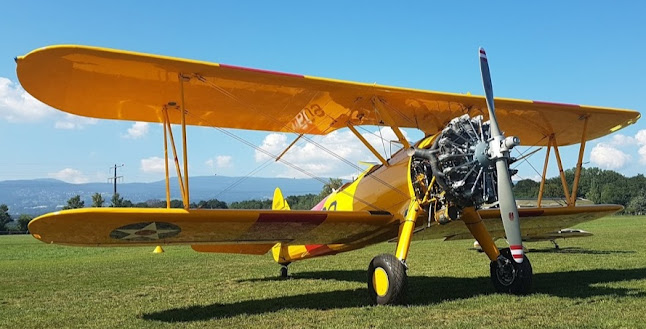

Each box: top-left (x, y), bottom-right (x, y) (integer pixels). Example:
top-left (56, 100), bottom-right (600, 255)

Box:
top-left (18, 45), bottom-right (639, 305)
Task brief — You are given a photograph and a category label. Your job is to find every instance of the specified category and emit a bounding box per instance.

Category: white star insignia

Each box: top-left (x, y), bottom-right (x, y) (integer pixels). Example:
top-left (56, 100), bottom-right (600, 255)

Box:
top-left (114, 222), bottom-right (180, 240)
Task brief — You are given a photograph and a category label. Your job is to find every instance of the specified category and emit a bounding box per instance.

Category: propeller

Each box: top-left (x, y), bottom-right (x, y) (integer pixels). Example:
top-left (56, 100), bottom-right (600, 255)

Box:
top-left (478, 47), bottom-right (524, 263)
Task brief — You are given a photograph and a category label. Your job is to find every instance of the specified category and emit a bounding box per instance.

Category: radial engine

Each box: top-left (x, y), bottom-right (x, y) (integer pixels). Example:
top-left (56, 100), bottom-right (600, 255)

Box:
top-left (409, 114), bottom-right (518, 225)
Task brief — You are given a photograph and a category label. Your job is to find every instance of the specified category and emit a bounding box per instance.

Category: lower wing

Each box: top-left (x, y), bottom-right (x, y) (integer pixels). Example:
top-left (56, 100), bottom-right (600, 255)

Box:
top-left (28, 208), bottom-right (395, 247)
top-left (412, 204), bottom-right (622, 241)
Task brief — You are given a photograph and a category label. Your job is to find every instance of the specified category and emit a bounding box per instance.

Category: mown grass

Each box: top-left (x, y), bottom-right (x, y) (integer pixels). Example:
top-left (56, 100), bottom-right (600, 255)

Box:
top-left (1, 216), bottom-right (646, 328)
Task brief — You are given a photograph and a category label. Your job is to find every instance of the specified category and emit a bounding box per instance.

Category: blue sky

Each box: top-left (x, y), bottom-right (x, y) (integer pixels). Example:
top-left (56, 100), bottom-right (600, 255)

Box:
top-left (0, 1), bottom-right (644, 184)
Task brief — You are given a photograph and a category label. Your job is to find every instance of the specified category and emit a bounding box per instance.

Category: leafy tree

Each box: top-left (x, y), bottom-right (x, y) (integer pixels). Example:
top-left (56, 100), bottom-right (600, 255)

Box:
top-left (170, 199), bottom-right (185, 208)
top-left (230, 199), bottom-right (272, 209)
top-left (63, 195), bottom-right (84, 210)
top-left (196, 199), bottom-right (228, 209)
top-left (286, 194), bottom-right (320, 210)
top-left (0, 204), bottom-right (12, 231)
top-left (17, 214), bottom-right (33, 232)
top-left (91, 193), bottom-right (105, 207)
top-left (319, 178), bottom-right (343, 199)
top-left (110, 193), bottom-right (126, 207)
top-left (512, 179), bottom-right (540, 198)
top-left (626, 194), bottom-right (646, 215)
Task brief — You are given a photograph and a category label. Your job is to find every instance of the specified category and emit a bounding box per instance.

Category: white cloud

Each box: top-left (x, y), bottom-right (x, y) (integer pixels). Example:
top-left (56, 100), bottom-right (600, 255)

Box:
top-left (0, 77), bottom-right (53, 122)
top-left (255, 127), bottom-right (410, 178)
top-left (54, 113), bottom-right (98, 130)
top-left (206, 155), bottom-right (233, 169)
top-left (590, 143), bottom-right (632, 170)
top-left (140, 157), bottom-right (166, 173)
top-left (610, 134), bottom-right (637, 146)
top-left (48, 168), bottom-right (89, 184)
top-left (636, 130), bottom-right (646, 145)
top-left (636, 130), bottom-right (646, 164)
top-left (123, 122), bottom-right (149, 139)
top-left (0, 77), bottom-right (99, 129)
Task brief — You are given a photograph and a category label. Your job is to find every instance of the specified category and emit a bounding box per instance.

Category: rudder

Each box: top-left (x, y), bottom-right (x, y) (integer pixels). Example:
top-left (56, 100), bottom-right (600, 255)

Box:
top-left (272, 187), bottom-right (291, 210)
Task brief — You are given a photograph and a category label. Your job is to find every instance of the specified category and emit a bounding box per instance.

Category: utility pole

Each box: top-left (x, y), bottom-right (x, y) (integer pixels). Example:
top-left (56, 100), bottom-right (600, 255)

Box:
top-left (108, 164), bottom-right (124, 195)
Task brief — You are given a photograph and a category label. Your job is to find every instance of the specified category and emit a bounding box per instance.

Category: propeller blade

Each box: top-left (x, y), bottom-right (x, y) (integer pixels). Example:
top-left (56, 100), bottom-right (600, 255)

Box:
top-left (479, 47), bottom-right (524, 263)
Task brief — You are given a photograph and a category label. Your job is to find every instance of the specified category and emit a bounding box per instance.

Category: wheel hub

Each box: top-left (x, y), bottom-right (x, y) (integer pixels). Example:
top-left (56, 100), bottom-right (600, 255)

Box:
top-left (495, 258), bottom-right (517, 286)
top-left (372, 267), bottom-right (389, 297)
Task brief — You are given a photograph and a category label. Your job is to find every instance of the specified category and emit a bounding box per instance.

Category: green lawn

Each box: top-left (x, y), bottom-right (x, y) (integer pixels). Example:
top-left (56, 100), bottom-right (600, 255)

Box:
top-left (2, 216), bottom-right (646, 328)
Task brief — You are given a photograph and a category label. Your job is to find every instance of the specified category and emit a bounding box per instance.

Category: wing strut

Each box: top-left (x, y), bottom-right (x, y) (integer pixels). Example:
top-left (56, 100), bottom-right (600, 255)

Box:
top-left (275, 134), bottom-right (303, 162)
top-left (179, 74), bottom-right (190, 209)
top-left (162, 107), bottom-right (187, 204)
top-left (371, 98), bottom-right (411, 150)
top-left (160, 74), bottom-right (192, 210)
top-left (347, 124), bottom-right (389, 167)
top-left (551, 135), bottom-right (572, 204)
top-left (570, 115), bottom-right (589, 206)
top-left (536, 140), bottom-right (551, 207)
top-left (163, 110), bottom-right (171, 209)
top-left (537, 115), bottom-right (589, 208)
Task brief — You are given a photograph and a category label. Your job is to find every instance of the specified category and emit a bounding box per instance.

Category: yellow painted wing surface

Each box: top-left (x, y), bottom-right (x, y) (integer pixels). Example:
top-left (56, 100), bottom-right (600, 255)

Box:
top-left (16, 45), bottom-right (639, 146)
top-left (412, 205), bottom-right (622, 241)
top-left (28, 208), bottom-right (395, 247)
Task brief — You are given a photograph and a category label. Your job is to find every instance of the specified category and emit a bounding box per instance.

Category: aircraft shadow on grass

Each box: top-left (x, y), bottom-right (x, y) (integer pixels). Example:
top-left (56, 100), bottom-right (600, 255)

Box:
top-left (143, 267), bottom-right (646, 322)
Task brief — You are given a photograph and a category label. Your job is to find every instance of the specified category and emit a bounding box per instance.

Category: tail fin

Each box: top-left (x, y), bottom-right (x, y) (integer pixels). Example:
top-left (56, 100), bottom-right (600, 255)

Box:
top-left (272, 187), bottom-right (291, 210)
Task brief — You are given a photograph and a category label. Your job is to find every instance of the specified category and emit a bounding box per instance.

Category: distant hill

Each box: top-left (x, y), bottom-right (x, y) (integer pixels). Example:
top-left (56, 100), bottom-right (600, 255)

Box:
top-left (0, 176), bottom-right (324, 216)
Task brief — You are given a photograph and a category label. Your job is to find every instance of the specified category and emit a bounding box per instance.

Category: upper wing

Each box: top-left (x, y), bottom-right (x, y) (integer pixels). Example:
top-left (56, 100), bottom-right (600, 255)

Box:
top-left (16, 45), bottom-right (639, 146)
top-left (28, 207), bottom-right (395, 247)
top-left (412, 205), bottom-right (622, 242)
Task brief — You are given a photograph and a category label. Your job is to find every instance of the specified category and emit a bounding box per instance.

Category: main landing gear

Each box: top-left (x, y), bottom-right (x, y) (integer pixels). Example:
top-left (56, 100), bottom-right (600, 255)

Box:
top-left (367, 254), bottom-right (408, 305)
top-left (366, 201), bottom-right (419, 305)
top-left (490, 248), bottom-right (533, 294)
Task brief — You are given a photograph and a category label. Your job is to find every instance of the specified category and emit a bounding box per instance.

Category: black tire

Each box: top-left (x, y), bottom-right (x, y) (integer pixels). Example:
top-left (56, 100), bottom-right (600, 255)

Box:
top-left (490, 248), bottom-right (532, 294)
top-left (279, 263), bottom-right (290, 279)
top-left (367, 254), bottom-right (407, 305)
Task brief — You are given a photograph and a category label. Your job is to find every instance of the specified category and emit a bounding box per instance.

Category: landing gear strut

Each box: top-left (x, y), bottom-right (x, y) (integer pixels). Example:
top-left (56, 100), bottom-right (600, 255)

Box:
top-left (490, 248), bottom-right (532, 294)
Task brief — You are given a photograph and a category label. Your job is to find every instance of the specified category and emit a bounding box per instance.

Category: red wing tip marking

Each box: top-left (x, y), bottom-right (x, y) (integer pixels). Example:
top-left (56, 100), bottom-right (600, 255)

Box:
top-left (512, 254), bottom-right (524, 259)
top-left (219, 64), bottom-right (304, 79)
top-left (479, 48), bottom-right (487, 58)
top-left (533, 100), bottom-right (581, 108)
top-left (509, 245), bottom-right (523, 250)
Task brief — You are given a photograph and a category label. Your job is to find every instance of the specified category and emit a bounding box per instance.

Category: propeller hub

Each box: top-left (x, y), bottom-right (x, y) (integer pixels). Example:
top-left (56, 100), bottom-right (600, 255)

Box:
top-left (474, 141), bottom-right (493, 169)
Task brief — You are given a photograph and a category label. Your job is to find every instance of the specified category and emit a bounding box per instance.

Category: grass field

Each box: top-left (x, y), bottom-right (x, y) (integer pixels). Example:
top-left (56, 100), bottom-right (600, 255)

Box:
top-left (2, 215), bottom-right (646, 328)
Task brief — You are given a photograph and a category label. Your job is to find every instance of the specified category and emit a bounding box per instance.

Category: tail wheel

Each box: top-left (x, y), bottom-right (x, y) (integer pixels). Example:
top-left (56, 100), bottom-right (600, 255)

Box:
top-left (367, 254), bottom-right (407, 305)
top-left (279, 263), bottom-right (290, 279)
top-left (490, 248), bottom-right (532, 294)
